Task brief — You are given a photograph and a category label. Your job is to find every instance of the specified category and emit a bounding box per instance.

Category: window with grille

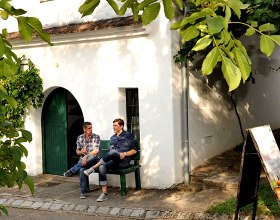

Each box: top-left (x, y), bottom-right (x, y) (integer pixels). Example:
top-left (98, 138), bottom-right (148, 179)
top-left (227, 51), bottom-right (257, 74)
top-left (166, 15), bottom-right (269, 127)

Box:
top-left (126, 88), bottom-right (140, 140)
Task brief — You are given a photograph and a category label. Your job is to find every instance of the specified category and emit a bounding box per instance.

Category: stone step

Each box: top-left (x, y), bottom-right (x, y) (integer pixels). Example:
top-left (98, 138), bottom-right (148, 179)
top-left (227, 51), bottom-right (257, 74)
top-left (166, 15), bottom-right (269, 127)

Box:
top-left (189, 148), bottom-right (242, 194)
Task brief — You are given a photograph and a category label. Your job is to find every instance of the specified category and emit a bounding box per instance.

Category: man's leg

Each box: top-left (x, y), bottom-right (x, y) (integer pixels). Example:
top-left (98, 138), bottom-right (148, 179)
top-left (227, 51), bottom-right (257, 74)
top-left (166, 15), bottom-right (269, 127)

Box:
top-left (79, 167), bottom-right (89, 198)
top-left (70, 158), bottom-right (83, 173)
top-left (97, 164), bottom-right (109, 202)
top-left (64, 158), bottom-right (83, 177)
top-left (79, 156), bottom-right (99, 199)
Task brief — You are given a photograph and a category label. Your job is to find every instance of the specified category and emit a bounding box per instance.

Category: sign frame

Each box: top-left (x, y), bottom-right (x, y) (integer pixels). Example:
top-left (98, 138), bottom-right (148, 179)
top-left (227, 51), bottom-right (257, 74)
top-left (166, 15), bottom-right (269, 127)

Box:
top-left (234, 125), bottom-right (280, 220)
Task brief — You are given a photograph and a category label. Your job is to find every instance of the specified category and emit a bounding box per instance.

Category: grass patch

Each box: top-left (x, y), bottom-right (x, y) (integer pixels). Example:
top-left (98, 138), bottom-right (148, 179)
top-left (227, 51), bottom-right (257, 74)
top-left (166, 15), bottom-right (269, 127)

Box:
top-left (207, 178), bottom-right (280, 216)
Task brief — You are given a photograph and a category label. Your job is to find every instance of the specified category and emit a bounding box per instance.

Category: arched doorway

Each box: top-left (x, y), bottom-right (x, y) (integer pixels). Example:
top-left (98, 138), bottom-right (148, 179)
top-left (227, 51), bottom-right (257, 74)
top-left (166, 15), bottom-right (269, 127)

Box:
top-left (42, 88), bottom-right (84, 175)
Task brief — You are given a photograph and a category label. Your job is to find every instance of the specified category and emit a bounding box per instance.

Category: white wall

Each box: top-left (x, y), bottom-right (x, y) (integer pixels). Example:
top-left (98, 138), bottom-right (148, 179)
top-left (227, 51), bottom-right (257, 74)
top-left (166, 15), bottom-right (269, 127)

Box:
top-left (188, 65), bottom-right (243, 170)
top-left (235, 37), bottom-right (280, 132)
top-left (12, 1), bottom-right (184, 188)
top-left (188, 36), bottom-right (280, 171)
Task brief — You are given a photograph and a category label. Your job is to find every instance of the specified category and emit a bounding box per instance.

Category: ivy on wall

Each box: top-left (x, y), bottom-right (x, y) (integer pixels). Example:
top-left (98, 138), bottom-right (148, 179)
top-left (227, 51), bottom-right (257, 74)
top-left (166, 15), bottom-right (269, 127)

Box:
top-left (1, 56), bottom-right (44, 131)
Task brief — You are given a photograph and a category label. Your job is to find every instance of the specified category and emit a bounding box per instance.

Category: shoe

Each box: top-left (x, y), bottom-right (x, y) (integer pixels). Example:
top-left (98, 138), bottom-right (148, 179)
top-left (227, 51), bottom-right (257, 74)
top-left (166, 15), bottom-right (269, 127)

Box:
top-left (84, 167), bottom-right (95, 176)
top-left (80, 193), bottom-right (87, 199)
top-left (96, 193), bottom-right (108, 202)
top-left (63, 169), bottom-right (73, 177)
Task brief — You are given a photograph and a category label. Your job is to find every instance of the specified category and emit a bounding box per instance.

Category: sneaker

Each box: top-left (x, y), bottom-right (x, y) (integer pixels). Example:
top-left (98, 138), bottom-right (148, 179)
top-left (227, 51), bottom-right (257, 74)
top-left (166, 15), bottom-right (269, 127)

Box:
top-left (63, 169), bottom-right (73, 177)
top-left (96, 193), bottom-right (108, 202)
top-left (80, 193), bottom-right (87, 199)
top-left (84, 167), bottom-right (95, 176)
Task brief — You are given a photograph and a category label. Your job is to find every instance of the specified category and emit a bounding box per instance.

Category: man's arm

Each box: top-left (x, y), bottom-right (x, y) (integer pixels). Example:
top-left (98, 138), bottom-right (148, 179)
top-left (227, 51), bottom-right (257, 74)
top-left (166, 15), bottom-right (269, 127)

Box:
top-left (120, 132), bottom-right (137, 159)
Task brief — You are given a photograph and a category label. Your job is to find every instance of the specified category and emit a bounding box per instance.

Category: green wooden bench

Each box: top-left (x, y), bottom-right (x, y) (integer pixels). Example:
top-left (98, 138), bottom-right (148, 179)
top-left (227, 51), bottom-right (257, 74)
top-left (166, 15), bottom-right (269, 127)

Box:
top-left (96, 140), bottom-right (142, 196)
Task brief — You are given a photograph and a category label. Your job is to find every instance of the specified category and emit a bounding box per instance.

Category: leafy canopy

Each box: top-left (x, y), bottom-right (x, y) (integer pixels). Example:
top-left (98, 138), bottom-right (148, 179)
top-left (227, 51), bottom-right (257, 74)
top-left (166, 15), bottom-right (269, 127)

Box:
top-left (78, 0), bottom-right (280, 91)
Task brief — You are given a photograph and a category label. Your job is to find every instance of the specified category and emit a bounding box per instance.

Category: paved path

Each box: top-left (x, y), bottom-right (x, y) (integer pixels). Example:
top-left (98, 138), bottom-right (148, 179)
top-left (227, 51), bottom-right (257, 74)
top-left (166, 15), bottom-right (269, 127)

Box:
top-left (0, 174), bottom-right (234, 219)
top-left (0, 148), bottom-right (277, 219)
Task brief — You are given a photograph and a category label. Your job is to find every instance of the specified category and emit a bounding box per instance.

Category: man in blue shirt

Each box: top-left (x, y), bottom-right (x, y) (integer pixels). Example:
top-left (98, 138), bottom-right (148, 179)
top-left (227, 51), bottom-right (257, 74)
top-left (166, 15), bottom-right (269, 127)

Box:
top-left (63, 121), bottom-right (100, 199)
top-left (84, 118), bottom-right (137, 202)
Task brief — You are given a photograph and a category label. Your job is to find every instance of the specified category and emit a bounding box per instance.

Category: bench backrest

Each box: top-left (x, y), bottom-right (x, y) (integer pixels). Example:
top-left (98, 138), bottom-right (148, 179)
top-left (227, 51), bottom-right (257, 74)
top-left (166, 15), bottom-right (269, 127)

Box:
top-left (99, 140), bottom-right (140, 165)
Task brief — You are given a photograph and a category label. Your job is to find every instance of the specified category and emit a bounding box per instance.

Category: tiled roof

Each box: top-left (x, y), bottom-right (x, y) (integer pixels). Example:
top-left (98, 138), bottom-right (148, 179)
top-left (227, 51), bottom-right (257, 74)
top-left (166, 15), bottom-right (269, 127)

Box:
top-left (9, 16), bottom-right (141, 40)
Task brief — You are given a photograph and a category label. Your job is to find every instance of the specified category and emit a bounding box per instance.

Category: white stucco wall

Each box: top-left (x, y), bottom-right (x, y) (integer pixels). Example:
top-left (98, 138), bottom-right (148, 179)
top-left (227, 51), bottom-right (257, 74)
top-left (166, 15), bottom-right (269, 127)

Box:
top-left (188, 65), bottom-right (243, 170)
top-left (188, 36), bottom-right (280, 170)
top-left (235, 37), bottom-right (280, 132)
top-left (10, 0), bottom-right (184, 188)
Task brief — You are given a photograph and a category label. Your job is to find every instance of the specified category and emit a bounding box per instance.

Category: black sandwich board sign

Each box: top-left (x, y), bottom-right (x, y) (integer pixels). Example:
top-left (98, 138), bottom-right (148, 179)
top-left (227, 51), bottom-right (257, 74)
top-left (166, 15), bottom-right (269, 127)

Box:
top-left (234, 125), bottom-right (280, 220)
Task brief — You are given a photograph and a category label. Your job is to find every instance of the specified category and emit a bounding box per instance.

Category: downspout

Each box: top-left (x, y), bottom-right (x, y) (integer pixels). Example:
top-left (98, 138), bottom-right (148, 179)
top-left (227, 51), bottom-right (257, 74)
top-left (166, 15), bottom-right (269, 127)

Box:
top-left (182, 0), bottom-right (190, 184)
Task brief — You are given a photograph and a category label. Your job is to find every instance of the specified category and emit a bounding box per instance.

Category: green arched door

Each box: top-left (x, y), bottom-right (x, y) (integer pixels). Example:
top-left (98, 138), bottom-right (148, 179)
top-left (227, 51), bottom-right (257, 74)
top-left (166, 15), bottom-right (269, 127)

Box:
top-left (42, 88), bottom-right (68, 175)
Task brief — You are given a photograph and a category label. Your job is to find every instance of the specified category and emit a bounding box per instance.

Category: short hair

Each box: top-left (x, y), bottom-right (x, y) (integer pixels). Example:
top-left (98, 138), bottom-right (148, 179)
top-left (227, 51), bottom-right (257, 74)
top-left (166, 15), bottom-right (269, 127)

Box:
top-left (83, 121), bottom-right (92, 129)
top-left (113, 118), bottom-right (124, 126)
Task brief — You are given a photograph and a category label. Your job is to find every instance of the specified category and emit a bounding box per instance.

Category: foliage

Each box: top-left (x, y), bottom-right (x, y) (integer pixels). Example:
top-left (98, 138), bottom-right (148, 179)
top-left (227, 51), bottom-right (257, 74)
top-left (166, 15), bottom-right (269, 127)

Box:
top-left (78, 0), bottom-right (280, 92)
top-left (1, 56), bottom-right (44, 131)
top-left (207, 178), bottom-right (280, 216)
top-left (0, 0), bottom-right (51, 216)
top-left (244, 0), bottom-right (280, 34)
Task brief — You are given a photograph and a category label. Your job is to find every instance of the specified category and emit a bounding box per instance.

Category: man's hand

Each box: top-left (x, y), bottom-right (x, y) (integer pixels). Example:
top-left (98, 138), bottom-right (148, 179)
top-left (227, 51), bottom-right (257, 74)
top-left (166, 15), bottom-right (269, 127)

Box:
top-left (81, 148), bottom-right (87, 154)
top-left (120, 152), bottom-right (126, 160)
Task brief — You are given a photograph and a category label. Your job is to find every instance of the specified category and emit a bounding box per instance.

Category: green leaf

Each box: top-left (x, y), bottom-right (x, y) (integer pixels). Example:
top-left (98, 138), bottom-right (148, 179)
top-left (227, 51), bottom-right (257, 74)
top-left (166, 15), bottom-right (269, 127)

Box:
top-left (20, 129), bottom-right (32, 142)
top-left (0, 1), bottom-right (13, 13)
top-left (202, 47), bottom-right (220, 75)
top-left (170, 21), bottom-right (181, 30)
top-left (17, 17), bottom-right (52, 45)
top-left (220, 30), bottom-right (231, 45)
top-left (259, 23), bottom-right (276, 33)
top-left (17, 16), bottom-right (33, 42)
top-left (131, 2), bottom-right (139, 21)
top-left (0, 10), bottom-right (9, 20)
top-left (138, 0), bottom-right (157, 11)
top-left (0, 58), bottom-right (17, 77)
top-left (24, 176), bottom-right (34, 195)
top-left (17, 142), bottom-right (28, 157)
top-left (270, 35), bottom-right (280, 46)
top-left (251, 21), bottom-right (258, 28)
top-left (3, 94), bottom-right (17, 108)
top-left (119, 0), bottom-right (131, 16)
top-left (192, 35), bottom-right (212, 51)
top-left (220, 45), bottom-right (234, 60)
top-left (206, 15), bottom-right (226, 34)
top-left (141, 3), bottom-right (160, 26)
top-left (12, 147), bottom-right (22, 161)
top-left (0, 105), bottom-right (6, 116)
top-left (2, 28), bottom-right (8, 38)
top-left (174, 0), bottom-right (183, 10)
top-left (0, 85), bottom-right (7, 94)
top-left (0, 204), bottom-right (8, 216)
top-left (233, 47), bottom-right (251, 82)
top-left (10, 7), bottom-right (26, 16)
top-left (79, 0), bottom-right (100, 17)
top-left (228, 0), bottom-right (249, 19)
top-left (245, 27), bottom-right (255, 36)
top-left (106, 0), bottom-right (119, 14)
top-left (221, 56), bottom-right (241, 91)
top-left (234, 39), bottom-right (252, 65)
top-left (180, 8), bottom-right (215, 27)
top-left (181, 26), bottom-right (199, 43)
top-left (260, 35), bottom-right (275, 57)
top-left (162, 0), bottom-right (174, 21)
top-left (225, 6), bottom-right (231, 22)
top-left (0, 37), bottom-right (5, 58)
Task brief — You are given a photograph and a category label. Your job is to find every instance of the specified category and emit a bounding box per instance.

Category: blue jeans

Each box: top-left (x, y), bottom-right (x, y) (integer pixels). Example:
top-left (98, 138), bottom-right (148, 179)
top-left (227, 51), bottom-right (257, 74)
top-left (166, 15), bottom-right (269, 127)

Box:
top-left (70, 155), bottom-right (99, 193)
top-left (99, 150), bottom-right (130, 186)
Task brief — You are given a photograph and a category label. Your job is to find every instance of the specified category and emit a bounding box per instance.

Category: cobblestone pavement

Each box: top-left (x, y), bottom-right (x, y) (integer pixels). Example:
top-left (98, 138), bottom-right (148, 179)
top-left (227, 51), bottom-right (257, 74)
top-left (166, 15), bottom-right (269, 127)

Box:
top-left (0, 148), bottom-right (278, 219)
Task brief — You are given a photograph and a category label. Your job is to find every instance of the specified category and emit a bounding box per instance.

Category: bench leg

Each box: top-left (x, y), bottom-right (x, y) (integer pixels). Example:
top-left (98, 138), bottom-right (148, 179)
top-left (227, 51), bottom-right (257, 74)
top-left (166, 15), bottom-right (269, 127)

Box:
top-left (135, 168), bottom-right (141, 190)
top-left (120, 174), bottom-right (127, 196)
top-left (86, 176), bottom-right (90, 191)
